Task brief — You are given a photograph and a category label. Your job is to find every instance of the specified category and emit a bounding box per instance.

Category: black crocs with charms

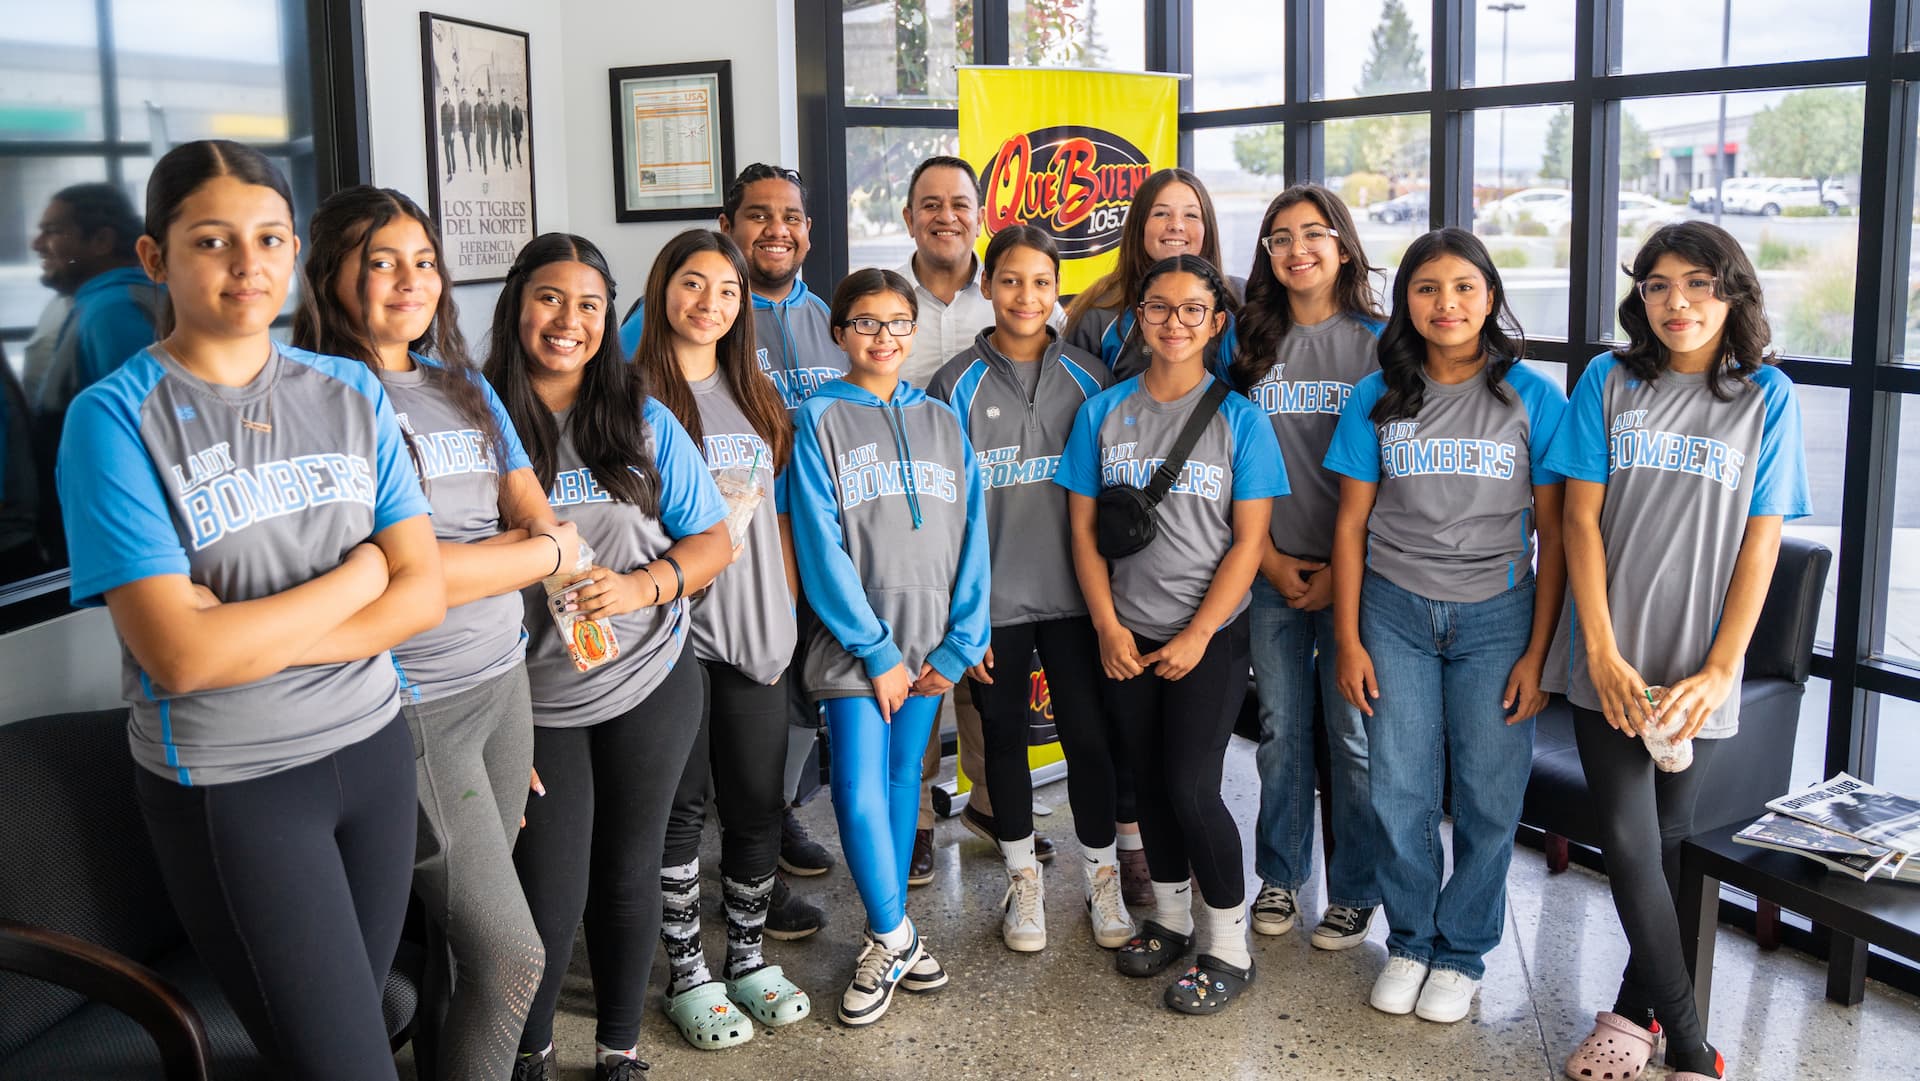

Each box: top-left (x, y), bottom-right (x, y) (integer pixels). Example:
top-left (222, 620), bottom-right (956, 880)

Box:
top-left (1115, 919), bottom-right (1193, 978)
top-left (1164, 954), bottom-right (1255, 1014)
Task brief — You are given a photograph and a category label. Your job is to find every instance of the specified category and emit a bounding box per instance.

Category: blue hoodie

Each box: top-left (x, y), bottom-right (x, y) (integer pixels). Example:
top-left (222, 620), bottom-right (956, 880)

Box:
top-left (618, 278), bottom-right (847, 413)
top-left (786, 377), bottom-right (991, 700)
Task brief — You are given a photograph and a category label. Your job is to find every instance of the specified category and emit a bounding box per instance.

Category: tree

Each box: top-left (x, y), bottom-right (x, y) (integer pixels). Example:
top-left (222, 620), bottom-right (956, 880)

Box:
top-left (1748, 87), bottom-right (1866, 187)
top-left (1358, 0), bottom-right (1428, 96)
top-left (1540, 105), bottom-right (1655, 186)
top-left (1011, 0), bottom-right (1106, 66)
top-left (1233, 126), bottom-right (1286, 177)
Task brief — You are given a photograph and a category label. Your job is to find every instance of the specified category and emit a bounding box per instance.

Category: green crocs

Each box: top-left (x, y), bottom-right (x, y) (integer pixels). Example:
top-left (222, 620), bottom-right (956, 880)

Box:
top-left (664, 980), bottom-right (754, 1050)
top-left (727, 964), bottom-right (812, 1027)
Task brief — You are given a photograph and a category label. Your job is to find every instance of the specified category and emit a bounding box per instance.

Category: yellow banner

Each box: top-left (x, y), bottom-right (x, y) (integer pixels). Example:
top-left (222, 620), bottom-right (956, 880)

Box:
top-left (960, 67), bottom-right (1181, 296)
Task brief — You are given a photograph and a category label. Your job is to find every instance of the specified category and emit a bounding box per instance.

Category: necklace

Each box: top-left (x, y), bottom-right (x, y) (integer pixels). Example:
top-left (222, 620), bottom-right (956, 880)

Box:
top-left (169, 341), bottom-right (279, 434)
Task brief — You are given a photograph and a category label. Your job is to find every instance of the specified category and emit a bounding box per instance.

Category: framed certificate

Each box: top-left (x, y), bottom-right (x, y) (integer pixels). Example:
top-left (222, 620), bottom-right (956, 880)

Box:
top-left (608, 60), bottom-right (736, 223)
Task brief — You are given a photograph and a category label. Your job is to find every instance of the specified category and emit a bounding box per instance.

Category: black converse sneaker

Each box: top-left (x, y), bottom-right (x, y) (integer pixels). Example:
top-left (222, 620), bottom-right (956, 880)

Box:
top-left (837, 927), bottom-right (922, 1026)
top-left (1251, 884), bottom-right (1297, 936)
top-left (1310, 904), bottom-right (1375, 951)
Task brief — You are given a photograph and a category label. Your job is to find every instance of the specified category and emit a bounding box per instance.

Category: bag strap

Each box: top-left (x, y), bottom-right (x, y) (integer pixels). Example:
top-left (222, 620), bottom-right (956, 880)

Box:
top-left (1143, 379), bottom-right (1231, 505)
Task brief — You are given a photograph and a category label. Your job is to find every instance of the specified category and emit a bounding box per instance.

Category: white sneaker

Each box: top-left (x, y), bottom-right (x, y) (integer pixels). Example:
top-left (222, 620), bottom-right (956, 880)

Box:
top-left (1414, 968), bottom-right (1480, 1023)
top-left (1085, 865), bottom-right (1135, 949)
top-left (900, 947), bottom-right (948, 993)
top-left (1250, 884), bottom-right (1297, 936)
top-left (837, 927), bottom-right (921, 1026)
top-left (1368, 956), bottom-right (1430, 1015)
top-left (1001, 866), bottom-right (1046, 952)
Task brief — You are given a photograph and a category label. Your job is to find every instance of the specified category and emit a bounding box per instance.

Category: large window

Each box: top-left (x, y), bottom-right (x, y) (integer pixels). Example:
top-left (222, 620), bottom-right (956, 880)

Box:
top-left (801, 0), bottom-right (1920, 800)
top-left (0, 0), bottom-right (350, 617)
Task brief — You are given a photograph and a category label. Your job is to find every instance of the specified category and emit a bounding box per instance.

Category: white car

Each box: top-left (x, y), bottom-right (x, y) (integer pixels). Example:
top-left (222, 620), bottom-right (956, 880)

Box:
top-left (1618, 192), bottom-right (1686, 231)
top-left (1688, 177), bottom-right (1766, 213)
top-left (1727, 179), bottom-right (1851, 216)
top-left (1476, 187), bottom-right (1572, 231)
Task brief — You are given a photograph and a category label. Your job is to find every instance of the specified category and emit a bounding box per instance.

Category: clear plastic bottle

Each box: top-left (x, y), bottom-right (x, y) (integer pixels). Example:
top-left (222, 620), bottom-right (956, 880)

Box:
top-left (543, 539), bottom-right (620, 673)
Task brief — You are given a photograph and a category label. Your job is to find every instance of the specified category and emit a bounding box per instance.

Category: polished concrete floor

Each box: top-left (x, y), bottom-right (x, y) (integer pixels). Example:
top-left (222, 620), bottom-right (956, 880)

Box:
top-left (404, 739), bottom-right (1920, 1080)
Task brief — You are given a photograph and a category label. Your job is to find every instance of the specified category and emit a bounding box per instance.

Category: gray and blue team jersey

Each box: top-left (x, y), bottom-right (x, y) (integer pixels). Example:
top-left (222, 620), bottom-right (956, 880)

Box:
top-left (787, 378), bottom-right (991, 700)
top-left (1325, 362), bottom-right (1567, 604)
top-left (927, 328), bottom-right (1111, 626)
top-left (1543, 353), bottom-right (1811, 739)
top-left (1243, 312), bottom-right (1384, 561)
top-left (688, 371), bottom-right (797, 684)
top-left (522, 397), bottom-right (727, 727)
top-left (381, 355), bottom-right (533, 703)
top-left (57, 342), bottom-right (432, 786)
top-left (619, 278), bottom-right (847, 412)
top-left (1056, 372), bottom-right (1288, 641)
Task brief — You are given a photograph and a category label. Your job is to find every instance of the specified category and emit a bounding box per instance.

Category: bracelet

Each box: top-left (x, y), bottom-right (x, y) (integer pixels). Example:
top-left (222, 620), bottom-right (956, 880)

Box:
top-left (640, 564), bottom-right (663, 606)
top-left (663, 554), bottom-right (686, 600)
top-left (542, 533), bottom-right (564, 577)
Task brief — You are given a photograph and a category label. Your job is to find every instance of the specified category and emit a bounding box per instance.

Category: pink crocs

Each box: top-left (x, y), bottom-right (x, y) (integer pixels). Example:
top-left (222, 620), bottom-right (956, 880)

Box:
top-left (1563, 1011), bottom-right (1659, 1081)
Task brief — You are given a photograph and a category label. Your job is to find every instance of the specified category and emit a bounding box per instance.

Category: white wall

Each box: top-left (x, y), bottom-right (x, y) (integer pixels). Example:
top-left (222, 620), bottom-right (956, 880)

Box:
top-left (0, 608), bottom-right (124, 723)
top-left (360, 0), bottom-right (797, 343)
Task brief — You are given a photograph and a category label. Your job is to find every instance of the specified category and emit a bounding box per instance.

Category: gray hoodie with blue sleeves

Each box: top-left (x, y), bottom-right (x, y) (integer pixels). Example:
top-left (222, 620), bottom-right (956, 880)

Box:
top-left (927, 329), bottom-right (1111, 626)
top-left (787, 377), bottom-right (991, 700)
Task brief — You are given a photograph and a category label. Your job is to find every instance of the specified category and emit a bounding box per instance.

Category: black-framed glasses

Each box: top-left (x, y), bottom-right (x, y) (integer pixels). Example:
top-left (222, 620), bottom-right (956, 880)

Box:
top-left (1259, 227), bottom-right (1340, 255)
top-left (1636, 276), bottom-right (1719, 304)
top-left (838, 317), bottom-right (917, 337)
top-left (1137, 301), bottom-right (1214, 327)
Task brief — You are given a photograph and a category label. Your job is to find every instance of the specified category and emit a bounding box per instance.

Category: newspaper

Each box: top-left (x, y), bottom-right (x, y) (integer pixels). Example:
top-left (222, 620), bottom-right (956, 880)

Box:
top-left (1733, 813), bottom-right (1908, 882)
top-left (1766, 773), bottom-right (1920, 855)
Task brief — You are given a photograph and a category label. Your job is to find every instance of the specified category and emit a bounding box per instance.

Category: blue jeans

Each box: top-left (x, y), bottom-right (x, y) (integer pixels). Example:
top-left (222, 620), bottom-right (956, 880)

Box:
top-left (1360, 571), bottom-right (1536, 979)
top-left (1250, 578), bottom-right (1382, 909)
top-left (825, 694), bottom-right (941, 937)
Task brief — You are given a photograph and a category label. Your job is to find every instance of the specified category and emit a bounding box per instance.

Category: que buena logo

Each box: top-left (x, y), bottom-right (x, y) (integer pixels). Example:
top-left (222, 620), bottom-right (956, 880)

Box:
top-left (982, 125), bottom-right (1153, 259)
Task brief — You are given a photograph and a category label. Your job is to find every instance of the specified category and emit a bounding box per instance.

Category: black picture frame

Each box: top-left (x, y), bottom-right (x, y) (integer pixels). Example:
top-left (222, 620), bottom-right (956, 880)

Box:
top-left (420, 12), bottom-right (537, 284)
top-left (608, 60), bottom-right (736, 223)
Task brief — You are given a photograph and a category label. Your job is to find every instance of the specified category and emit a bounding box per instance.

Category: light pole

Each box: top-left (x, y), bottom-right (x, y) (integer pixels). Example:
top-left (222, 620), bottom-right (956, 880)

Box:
top-left (1489, 3), bottom-right (1526, 202)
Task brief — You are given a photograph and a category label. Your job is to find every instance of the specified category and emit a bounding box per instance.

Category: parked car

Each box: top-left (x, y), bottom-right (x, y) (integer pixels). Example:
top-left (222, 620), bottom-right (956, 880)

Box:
top-left (1367, 190), bottom-right (1427, 224)
top-left (1476, 187), bottom-right (1571, 231)
top-left (1618, 192), bottom-right (1686, 232)
top-left (1688, 177), bottom-right (1767, 213)
top-left (1725, 178), bottom-right (1851, 216)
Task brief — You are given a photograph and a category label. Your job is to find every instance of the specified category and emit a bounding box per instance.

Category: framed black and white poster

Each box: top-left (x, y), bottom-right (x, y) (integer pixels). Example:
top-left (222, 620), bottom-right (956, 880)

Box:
top-left (421, 13), bottom-right (536, 284)
top-left (608, 60), bottom-right (735, 223)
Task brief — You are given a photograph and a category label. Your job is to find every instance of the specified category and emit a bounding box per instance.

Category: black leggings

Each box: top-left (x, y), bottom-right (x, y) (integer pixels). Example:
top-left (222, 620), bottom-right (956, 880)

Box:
top-left (1573, 705), bottom-right (1724, 1052)
top-left (971, 615), bottom-right (1118, 847)
top-left (134, 714), bottom-right (415, 1081)
top-left (1106, 613), bottom-right (1251, 909)
top-left (663, 660), bottom-right (789, 876)
top-left (515, 659), bottom-right (704, 1051)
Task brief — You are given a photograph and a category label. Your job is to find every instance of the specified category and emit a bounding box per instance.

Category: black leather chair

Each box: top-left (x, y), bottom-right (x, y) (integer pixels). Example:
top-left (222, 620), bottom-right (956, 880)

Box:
top-left (0, 709), bottom-right (419, 1081)
top-left (1521, 535), bottom-right (1832, 938)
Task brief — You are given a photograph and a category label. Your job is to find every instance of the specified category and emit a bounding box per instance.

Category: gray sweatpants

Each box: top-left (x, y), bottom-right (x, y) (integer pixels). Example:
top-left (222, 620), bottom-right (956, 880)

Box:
top-left (405, 663), bottom-right (545, 1081)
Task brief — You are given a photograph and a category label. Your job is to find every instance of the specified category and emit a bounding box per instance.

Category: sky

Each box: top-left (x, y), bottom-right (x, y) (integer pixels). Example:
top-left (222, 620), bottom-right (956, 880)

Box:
top-left (0, 1), bottom-right (281, 59)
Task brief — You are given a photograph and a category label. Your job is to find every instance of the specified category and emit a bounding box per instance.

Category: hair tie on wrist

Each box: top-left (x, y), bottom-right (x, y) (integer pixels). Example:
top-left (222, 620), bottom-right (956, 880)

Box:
top-left (544, 533), bottom-right (564, 577)
top-left (663, 554), bottom-right (686, 601)
top-left (640, 564), bottom-right (663, 606)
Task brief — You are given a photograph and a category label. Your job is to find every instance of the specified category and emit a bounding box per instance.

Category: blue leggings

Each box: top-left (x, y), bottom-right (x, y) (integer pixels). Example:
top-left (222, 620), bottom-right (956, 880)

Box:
top-left (825, 695), bottom-right (941, 936)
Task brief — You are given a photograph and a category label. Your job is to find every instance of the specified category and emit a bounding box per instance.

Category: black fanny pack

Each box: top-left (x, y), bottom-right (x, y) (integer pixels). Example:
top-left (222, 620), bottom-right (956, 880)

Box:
top-left (1094, 380), bottom-right (1230, 559)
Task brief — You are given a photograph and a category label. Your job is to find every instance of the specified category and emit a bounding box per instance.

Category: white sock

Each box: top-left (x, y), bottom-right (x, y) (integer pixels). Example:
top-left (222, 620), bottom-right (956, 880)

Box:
top-left (1149, 880), bottom-right (1194, 936)
top-left (1001, 833), bottom-right (1039, 872)
top-left (1199, 902), bottom-right (1252, 969)
top-left (1082, 842), bottom-right (1119, 885)
top-left (595, 1042), bottom-right (638, 1065)
top-left (1115, 830), bottom-right (1144, 852)
top-left (873, 918), bottom-right (913, 952)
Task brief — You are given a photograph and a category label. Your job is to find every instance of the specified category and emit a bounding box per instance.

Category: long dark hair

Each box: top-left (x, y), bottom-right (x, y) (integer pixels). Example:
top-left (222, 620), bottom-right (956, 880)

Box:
top-left (294, 185), bottom-right (507, 476)
top-left (1616, 221), bottom-right (1775, 400)
top-left (1065, 168), bottom-right (1226, 336)
top-left (1371, 228), bottom-right (1523, 424)
top-left (1135, 254), bottom-right (1236, 369)
top-left (483, 233), bottom-right (659, 514)
top-left (633, 229), bottom-right (791, 471)
top-left (1233, 184), bottom-right (1383, 390)
top-left (143, 139), bottom-right (305, 337)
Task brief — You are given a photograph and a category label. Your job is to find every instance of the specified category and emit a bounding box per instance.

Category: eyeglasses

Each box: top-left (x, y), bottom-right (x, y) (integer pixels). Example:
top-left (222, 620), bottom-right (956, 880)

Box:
top-left (838, 317), bottom-right (917, 337)
top-left (1137, 301), bottom-right (1214, 327)
top-left (1259, 227), bottom-right (1340, 255)
top-left (1636, 276), bottom-right (1718, 304)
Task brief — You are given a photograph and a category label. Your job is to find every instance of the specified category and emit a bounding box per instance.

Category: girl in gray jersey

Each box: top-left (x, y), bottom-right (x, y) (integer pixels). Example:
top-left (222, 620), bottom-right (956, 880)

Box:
top-left (1060, 255), bottom-right (1286, 1015)
top-left (484, 234), bottom-right (733, 1081)
top-left (297, 186), bottom-right (582, 1081)
top-left (1230, 184), bottom-right (1391, 953)
top-left (58, 141), bottom-right (444, 1079)
top-left (1545, 224), bottom-right (1809, 1081)
top-left (1327, 229), bottom-right (1566, 1024)
top-left (927, 226), bottom-right (1125, 954)
top-left (634, 230), bottom-right (813, 1048)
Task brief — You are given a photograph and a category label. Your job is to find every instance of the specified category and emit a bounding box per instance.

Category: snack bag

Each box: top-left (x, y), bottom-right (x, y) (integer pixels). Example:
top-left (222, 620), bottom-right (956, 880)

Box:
top-left (1640, 686), bottom-right (1695, 773)
top-left (544, 540), bottom-right (620, 673)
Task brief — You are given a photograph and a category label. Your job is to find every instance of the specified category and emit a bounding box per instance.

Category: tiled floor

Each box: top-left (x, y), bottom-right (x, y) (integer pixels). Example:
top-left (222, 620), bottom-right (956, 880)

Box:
top-left (404, 740), bottom-right (1920, 1080)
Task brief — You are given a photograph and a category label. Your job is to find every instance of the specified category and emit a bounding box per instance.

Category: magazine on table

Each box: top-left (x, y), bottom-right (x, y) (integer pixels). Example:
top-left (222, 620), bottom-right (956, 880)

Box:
top-left (1732, 813), bottom-right (1914, 882)
top-left (1766, 773), bottom-right (1920, 855)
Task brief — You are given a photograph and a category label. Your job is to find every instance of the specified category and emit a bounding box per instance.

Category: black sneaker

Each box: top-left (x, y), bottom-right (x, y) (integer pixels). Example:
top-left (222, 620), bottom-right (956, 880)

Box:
top-left (764, 875), bottom-right (825, 940)
top-left (1310, 904), bottom-right (1376, 951)
top-left (779, 805), bottom-right (835, 876)
top-left (593, 1056), bottom-right (649, 1080)
top-left (510, 1046), bottom-right (554, 1081)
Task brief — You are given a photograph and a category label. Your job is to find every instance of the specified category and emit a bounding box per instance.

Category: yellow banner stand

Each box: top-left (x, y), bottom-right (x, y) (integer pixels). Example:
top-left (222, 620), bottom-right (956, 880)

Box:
top-left (959, 67), bottom-right (1182, 297)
